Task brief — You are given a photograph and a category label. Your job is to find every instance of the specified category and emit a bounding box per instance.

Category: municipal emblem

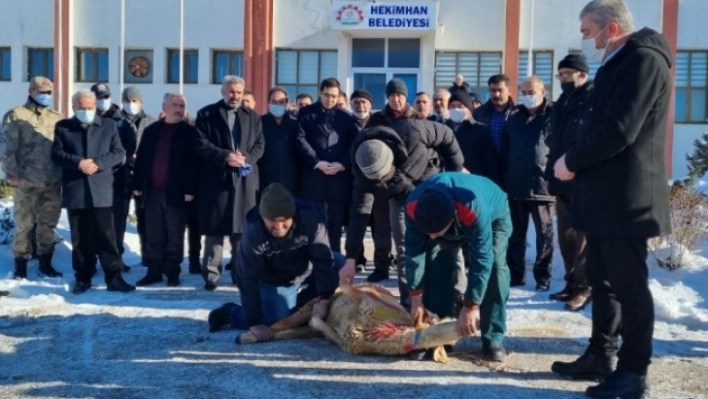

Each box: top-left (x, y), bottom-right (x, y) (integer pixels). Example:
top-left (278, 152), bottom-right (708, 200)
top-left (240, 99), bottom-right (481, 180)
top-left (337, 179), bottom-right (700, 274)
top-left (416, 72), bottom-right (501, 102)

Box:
top-left (336, 4), bottom-right (364, 26)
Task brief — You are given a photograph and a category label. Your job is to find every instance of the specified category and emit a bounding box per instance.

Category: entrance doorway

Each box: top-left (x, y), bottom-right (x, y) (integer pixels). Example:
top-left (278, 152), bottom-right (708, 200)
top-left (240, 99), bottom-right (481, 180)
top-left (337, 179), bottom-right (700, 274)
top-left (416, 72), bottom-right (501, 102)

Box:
top-left (350, 38), bottom-right (420, 110)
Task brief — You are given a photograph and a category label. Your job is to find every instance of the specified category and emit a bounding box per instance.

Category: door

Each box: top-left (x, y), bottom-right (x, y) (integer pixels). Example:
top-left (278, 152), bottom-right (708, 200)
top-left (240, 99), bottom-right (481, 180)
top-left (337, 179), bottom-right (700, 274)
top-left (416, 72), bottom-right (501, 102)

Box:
top-left (353, 71), bottom-right (419, 111)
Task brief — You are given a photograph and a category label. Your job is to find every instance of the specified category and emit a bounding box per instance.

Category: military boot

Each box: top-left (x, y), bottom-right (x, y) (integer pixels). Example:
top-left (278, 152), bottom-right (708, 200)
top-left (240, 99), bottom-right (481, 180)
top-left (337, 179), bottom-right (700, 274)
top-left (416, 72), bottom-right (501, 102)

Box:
top-left (13, 258), bottom-right (28, 280)
top-left (38, 253), bottom-right (63, 278)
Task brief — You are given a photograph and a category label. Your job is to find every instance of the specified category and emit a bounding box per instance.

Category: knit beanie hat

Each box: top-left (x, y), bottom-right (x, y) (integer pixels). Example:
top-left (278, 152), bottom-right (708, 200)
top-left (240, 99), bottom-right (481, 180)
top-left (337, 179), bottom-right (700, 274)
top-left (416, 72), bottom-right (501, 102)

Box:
top-left (449, 92), bottom-right (475, 112)
top-left (558, 54), bottom-right (590, 74)
top-left (259, 183), bottom-right (296, 219)
top-left (122, 86), bottom-right (143, 103)
top-left (413, 190), bottom-right (455, 234)
top-left (351, 89), bottom-right (373, 104)
top-left (385, 78), bottom-right (408, 98)
top-left (355, 140), bottom-right (394, 180)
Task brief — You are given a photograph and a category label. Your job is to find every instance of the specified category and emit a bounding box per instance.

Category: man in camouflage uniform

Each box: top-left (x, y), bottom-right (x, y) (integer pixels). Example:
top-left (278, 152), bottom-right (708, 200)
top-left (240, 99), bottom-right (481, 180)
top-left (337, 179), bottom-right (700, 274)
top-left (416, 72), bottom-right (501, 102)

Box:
top-left (0, 76), bottom-right (64, 279)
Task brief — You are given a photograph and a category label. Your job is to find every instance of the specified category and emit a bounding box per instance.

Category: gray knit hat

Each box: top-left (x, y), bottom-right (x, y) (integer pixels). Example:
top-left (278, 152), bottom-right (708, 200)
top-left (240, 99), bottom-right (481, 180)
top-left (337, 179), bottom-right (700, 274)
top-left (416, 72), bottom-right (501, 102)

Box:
top-left (355, 140), bottom-right (394, 180)
top-left (122, 86), bottom-right (143, 103)
top-left (385, 78), bottom-right (408, 98)
top-left (259, 183), bottom-right (296, 220)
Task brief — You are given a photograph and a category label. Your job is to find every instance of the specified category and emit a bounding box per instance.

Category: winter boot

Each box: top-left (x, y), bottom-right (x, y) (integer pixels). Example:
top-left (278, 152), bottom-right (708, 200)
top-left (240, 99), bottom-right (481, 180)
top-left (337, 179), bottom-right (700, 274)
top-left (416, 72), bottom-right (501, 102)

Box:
top-left (188, 260), bottom-right (202, 275)
top-left (106, 272), bottom-right (137, 292)
top-left (585, 369), bottom-right (648, 399)
top-left (366, 268), bottom-right (389, 283)
top-left (208, 302), bottom-right (236, 332)
top-left (72, 280), bottom-right (92, 295)
top-left (38, 253), bottom-right (63, 278)
top-left (482, 343), bottom-right (507, 362)
top-left (13, 258), bottom-right (28, 280)
top-left (136, 271), bottom-right (163, 287)
top-left (166, 273), bottom-right (181, 287)
top-left (552, 352), bottom-right (616, 381)
top-left (549, 284), bottom-right (573, 301)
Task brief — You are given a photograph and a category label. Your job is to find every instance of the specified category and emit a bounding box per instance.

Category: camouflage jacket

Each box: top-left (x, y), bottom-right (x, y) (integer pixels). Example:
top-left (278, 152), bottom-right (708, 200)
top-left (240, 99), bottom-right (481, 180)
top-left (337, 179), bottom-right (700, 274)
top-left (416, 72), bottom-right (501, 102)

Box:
top-left (0, 99), bottom-right (63, 187)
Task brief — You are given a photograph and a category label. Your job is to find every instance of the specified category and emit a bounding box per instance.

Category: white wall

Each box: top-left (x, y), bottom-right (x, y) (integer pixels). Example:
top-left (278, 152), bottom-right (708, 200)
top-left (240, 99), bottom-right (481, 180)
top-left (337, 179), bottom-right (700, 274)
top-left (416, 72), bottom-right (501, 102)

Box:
top-left (0, 0), bottom-right (55, 116)
top-left (433, 0), bottom-right (505, 51)
top-left (273, 0), bottom-right (339, 49)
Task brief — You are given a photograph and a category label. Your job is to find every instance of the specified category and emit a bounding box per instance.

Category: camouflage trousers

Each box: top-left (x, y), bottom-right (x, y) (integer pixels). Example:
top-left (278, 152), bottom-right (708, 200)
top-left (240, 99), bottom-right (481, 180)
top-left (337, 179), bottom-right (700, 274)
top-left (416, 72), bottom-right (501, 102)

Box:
top-left (13, 185), bottom-right (62, 259)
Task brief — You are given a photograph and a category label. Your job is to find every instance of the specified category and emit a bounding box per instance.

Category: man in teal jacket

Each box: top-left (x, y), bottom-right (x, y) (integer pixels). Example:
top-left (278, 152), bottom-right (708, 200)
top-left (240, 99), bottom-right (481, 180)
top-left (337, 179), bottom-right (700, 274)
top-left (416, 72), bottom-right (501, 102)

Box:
top-left (405, 172), bottom-right (512, 361)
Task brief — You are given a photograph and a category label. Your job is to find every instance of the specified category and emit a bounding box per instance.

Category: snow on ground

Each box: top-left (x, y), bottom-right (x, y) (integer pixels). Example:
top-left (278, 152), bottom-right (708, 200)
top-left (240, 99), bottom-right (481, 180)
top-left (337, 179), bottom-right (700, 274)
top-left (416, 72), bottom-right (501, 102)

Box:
top-left (0, 200), bottom-right (707, 399)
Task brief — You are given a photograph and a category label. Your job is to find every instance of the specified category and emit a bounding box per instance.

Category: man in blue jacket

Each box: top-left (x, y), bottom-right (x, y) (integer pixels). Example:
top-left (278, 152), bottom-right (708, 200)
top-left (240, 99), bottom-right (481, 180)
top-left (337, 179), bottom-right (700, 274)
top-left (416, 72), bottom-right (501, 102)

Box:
top-left (405, 172), bottom-right (511, 361)
top-left (207, 183), bottom-right (342, 341)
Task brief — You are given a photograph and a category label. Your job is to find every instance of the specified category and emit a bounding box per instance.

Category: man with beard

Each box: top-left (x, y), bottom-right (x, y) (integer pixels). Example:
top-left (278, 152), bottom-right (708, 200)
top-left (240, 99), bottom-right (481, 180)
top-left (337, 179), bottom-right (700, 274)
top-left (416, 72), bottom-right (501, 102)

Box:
top-left (474, 74), bottom-right (515, 152)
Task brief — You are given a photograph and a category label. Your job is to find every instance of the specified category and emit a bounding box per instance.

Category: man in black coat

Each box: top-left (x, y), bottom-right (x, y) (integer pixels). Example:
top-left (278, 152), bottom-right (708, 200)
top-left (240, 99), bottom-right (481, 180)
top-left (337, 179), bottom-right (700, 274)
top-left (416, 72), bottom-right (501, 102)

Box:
top-left (500, 76), bottom-right (554, 292)
top-left (448, 74), bottom-right (472, 96)
top-left (296, 78), bottom-right (358, 254)
top-left (194, 75), bottom-right (265, 291)
top-left (445, 92), bottom-right (499, 183)
top-left (258, 86), bottom-right (300, 195)
top-left (474, 74), bottom-right (515, 152)
top-left (552, 2), bottom-right (672, 397)
top-left (51, 90), bottom-right (135, 295)
top-left (132, 93), bottom-right (198, 287)
top-left (545, 54), bottom-right (594, 311)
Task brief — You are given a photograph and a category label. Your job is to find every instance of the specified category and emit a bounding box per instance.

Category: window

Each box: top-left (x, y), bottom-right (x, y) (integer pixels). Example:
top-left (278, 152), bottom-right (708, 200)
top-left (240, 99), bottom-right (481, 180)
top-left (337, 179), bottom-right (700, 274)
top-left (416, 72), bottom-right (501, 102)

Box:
top-left (675, 51), bottom-right (708, 123)
top-left (76, 48), bottom-right (108, 82)
top-left (275, 50), bottom-right (337, 99)
top-left (567, 50), bottom-right (601, 79)
top-left (27, 48), bottom-right (54, 81)
top-left (0, 47), bottom-right (10, 81)
top-left (352, 38), bottom-right (420, 69)
top-left (519, 50), bottom-right (554, 97)
top-left (212, 50), bottom-right (244, 84)
top-left (435, 52), bottom-right (502, 100)
top-left (167, 49), bottom-right (199, 84)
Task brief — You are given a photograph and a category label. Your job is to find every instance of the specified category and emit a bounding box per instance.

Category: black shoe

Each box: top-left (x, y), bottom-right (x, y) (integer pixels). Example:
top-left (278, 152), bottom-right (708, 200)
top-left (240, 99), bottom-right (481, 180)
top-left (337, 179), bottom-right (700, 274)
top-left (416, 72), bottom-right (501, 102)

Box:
top-left (549, 284), bottom-right (573, 301)
top-left (205, 281), bottom-right (217, 291)
top-left (106, 273), bottom-right (137, 292)
top-left (13, 258), bottom-right (28, 280)
top-left (585, 370), bottom-right (648, 399)
top-left (482, 344), bottom-right (507, 362)
top-left (536, 281), bottom-right (550, 292)
top-left (136, 273), bottom-right (163, 287)
top-left (38, 254), bottom-right (63, 278)
top-left (188, 261), bottom-right (202, 275)
top-left (367, 269), bottom-right (389, 283)
top-left (208, 302), bottom-right (236, 332)
top-left (166, 275), bottom-right (180, 287)
top-left (551, 353), bottom-right (616, 381)
top-left (72, 280), bottom-right (92, 295)
top-left (510, 279), bottom-right (526, 287)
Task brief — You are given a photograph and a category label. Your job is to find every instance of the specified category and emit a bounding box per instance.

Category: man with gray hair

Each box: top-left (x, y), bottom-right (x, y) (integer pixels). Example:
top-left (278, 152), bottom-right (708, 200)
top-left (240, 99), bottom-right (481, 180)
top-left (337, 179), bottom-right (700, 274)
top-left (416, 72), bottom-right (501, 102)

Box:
top-left (52, 90), bottom-right (134, 294)
top-left (132, 92), bottom-right (197, 287)
top-left (193, 75), bottom-right (264, 290)
top-left (428, 88), bottom-right (450, 123)
top-left (552, 1), bottom-right (672, 397)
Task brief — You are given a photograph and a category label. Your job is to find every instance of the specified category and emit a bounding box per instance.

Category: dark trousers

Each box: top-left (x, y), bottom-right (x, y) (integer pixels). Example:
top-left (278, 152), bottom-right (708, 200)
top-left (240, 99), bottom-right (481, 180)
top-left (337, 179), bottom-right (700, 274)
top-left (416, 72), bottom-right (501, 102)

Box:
top-left (586, 234), bottom-right (653, 375)
top-left (68, 207), bottom-right (123, 283)
top-left (186, 199), bottom-right (202, 264)
top-left (314, 200), bottom-right (347, 253)
top-left (507, 200), bottom-right (554, 285)
top-left (130, 193), bottom-right (147, 263)
top-left (556, 195), bottom-right (588, 290)
top-left (366, 192), bottom-right (393, 272)
top-left (143, 189), bottom-right (187, 277)
top-left (203, 234), bottom-right (242, 284)
top-left (113, 194), bottom-right (130, 255)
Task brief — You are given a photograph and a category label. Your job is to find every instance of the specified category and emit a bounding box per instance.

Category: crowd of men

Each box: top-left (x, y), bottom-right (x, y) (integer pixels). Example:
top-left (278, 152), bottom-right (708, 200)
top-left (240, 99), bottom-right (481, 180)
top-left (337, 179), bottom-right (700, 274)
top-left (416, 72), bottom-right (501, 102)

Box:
top-left (0, 0), bottom-right (671, 397)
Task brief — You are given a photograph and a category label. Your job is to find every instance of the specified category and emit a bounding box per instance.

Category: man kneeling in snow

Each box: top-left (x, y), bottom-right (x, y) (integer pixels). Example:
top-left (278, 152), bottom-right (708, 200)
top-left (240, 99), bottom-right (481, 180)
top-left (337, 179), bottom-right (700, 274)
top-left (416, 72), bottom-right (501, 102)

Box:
top-left (208, 183), bottom-right (342, 340)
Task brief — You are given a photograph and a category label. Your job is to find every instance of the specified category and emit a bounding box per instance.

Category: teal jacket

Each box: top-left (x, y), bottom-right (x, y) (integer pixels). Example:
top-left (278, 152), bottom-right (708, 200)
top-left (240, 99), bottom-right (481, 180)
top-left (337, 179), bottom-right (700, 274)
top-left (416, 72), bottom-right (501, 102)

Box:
top-left (405, 172), bottom-right (510, 305)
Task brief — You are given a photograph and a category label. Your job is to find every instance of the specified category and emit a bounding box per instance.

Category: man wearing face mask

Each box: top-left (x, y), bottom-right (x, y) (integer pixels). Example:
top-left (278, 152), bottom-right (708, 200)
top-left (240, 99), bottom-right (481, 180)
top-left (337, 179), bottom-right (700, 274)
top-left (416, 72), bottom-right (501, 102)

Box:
top-left (427, 89), bottom-right (450, 123)
top-left (52, 90), bottom-right (134, 294)
top-left (445, 92), bottom-right (499, 184)
top-left (1, 76), bottom-right (63, 279)
top-left (545, 54), bottom-right (593, 312)
top-left (258, 86), bottom-right (300, 195)
top-left (552, 2), bottom-right (672, 397)
top-left (474, 74), bottom-right (515, 152)
top-left (500, 76), bottom-right (554, 292)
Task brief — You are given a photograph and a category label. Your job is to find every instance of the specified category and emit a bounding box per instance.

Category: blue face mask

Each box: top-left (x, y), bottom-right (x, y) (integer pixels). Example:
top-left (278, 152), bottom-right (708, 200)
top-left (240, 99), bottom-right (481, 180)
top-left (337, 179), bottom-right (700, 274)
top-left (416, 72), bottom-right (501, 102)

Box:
top-left (269, 104), bottom-right (286, 118)
top-left (76, 109), bottom-right (96, 124)
top-left (35, 94), bottom-right (52, 107)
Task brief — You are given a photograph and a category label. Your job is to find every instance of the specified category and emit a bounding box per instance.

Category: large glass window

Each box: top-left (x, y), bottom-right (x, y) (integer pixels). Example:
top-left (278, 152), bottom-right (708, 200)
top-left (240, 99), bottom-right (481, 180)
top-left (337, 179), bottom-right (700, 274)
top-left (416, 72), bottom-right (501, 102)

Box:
top-left (28, 48), bottom-right (54, 81)
top-left (275, 50), bottom-right (337, 99)
top-left (388, 39), bottom-right (420, 68)
top-left (435, 52), bottom-right (502, 100)
top-left (76, 48), bottom-right (109, 82)
top-left (167, 49), bottom-right (199, 84)
top-left (518, 50), bottom-right (554, 98)
top-left (212, 50), bottom-right (244, 84)
top-left (675, 51), bottom-right (707, 123)
top-left (0, 48), bottom-right (10, 81)
top-left (352, 39), bottom-right (385, 68)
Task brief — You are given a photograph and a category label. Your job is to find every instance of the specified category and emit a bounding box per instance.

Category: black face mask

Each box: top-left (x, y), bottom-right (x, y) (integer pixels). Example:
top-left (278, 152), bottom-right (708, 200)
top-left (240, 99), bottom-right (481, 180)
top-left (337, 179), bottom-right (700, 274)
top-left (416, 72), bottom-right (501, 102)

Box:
top-left (561, 82), bottom-right (578, 95)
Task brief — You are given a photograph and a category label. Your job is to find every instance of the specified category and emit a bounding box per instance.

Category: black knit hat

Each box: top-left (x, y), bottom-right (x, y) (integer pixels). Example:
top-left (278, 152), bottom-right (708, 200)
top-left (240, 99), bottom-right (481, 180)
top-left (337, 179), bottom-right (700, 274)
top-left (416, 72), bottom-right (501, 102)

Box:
top-left (385, 78), bottom-right (408, 98)
top-left (351, 89), bottom-right (373, 104)
top-left (413, 190), bottom-right (455, 234)
top-left (558, 54), bottom-right (590, 73)
top-left (259, 183), bottom-right (296, 220)
top-left (469, 91), bottom-right (483, 104)
top-left (448, 92), bottom-right (475, 112)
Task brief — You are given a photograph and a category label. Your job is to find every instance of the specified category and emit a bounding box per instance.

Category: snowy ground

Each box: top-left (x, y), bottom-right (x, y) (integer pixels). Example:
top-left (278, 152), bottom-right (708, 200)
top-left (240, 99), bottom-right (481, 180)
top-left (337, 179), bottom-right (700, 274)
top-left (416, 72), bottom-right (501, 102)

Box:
top-left (0, 198), bottom-right (707, 399)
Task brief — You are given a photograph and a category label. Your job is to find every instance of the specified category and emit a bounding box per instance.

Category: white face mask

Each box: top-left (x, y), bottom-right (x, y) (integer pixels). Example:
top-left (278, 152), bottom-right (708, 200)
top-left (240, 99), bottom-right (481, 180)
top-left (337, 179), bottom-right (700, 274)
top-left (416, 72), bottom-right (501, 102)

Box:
top-left (581, 26), bottom-right (609, 63)
top-left (448, 108), bottom-right (466, 123)
top-left (123, 102), bottom-right (142, 116)
top-left (269, 104), bottom-right (286, 118)
top-left (519, 95), bottom-right (539, 110)
top-left (97, 99), bottom-right (112, 112)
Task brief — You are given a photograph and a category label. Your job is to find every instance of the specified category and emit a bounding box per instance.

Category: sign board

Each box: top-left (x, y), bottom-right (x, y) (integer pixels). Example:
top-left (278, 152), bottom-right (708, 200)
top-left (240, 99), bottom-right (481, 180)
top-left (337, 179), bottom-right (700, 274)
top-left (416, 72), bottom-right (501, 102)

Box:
top-left (331, 1), bottom-right (437, 30)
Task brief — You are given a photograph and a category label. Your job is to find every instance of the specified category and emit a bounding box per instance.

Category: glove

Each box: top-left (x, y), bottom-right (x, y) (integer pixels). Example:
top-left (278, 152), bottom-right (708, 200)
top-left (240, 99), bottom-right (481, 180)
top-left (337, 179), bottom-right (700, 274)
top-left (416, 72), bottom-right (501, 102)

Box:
top-left (238, 163), bottom-right (253, 177)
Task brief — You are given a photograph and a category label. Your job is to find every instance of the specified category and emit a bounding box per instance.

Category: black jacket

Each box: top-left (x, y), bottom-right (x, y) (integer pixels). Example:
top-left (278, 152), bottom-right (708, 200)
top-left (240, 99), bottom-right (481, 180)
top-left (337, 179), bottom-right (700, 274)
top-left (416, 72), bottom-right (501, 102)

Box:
top-left (132, 120), bottom-right (198, 208)
top-left (98, 104), bottom-right (137, 199)
top-left (367, 104), bottom-right (426, 128)
top-left (500, 99), bottom-right (554, 202)
top-left (565, 28), bottom-right (672, 238)
top-left (296, 102), bottom-right (358, 202)
top-left (52, 117), bottom-right (126, 209)
top-left (473, 99), bottom-right (515, 127)
top-left (446, 119), bottom-right (500, 183)
top-left (237, 202), bottom-right (338, 327)
top-left (121, 109), bottom-right (157, 147)
top-left (449, 81), bottom-right (471, 95)
top-left (258, 112), bottom-right (301, 196)
top-left (344, 120), bottom-right (464, 258)
top-left (545, 81), bottom-right (593, 196)
top-left (194, 100), bottom-right (265, 235)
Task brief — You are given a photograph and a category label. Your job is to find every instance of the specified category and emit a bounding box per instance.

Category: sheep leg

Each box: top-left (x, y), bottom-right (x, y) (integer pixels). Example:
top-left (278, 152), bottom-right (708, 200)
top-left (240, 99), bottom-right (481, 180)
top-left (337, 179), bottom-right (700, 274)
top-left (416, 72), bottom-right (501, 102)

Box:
top-left (309, 315), bottom-right (346, 349)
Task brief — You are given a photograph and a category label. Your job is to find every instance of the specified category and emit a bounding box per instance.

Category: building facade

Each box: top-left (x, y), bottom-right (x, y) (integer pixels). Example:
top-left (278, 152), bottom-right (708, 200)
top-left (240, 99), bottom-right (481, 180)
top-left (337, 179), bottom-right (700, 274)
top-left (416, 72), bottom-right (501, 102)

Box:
top-left (0, 0), bottom-right (704, 178)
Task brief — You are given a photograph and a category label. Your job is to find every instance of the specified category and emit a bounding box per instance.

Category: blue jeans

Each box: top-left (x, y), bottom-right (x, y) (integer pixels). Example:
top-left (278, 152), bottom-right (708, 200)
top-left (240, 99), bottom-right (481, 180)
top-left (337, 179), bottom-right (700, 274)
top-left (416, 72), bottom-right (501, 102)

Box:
top-left (230, 252), bottom-right (345, 329)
